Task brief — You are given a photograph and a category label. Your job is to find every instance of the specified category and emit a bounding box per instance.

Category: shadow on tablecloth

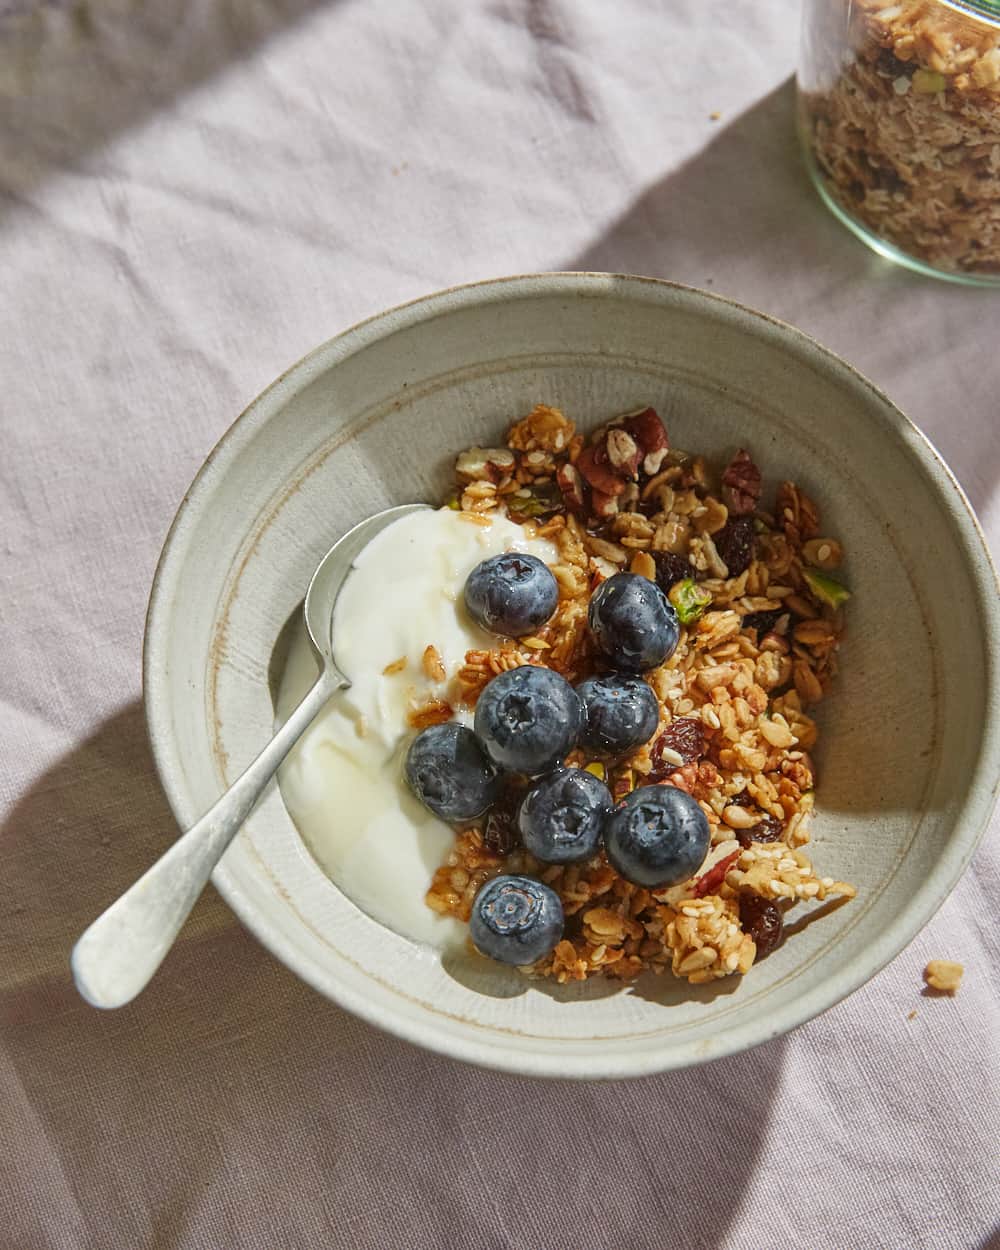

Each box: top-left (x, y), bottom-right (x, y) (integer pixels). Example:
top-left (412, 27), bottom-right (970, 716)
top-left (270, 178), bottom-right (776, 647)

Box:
top-left (0, 701), bottom-right (787, 1249)
top-left (565, 78), bottom-right (1000, 523)
top-left (0, 0), bottom-right (330, 210)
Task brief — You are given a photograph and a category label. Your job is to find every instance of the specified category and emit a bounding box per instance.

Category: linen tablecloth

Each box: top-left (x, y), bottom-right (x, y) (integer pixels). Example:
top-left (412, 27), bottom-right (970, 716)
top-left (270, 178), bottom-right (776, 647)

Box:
top-left (2, 3), bottom-right (998, 1247)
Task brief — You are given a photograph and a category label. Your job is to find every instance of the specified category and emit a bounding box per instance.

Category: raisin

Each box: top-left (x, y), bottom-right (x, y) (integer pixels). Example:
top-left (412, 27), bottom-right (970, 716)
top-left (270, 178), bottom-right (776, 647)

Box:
top-left (739, 890), bottom-right (783, 958)
top-left (741, 609), bottom-right (781, 635)
top-left (481, 790), bottom-right (522, 856)
top-left (735, 812), bottom-right (784, 849)
top-left (716, 515), bottom-right (754, 577)
top-left (876, 47), bottom-right (906, 77)
top-left (650, 718), bottom-right (706, 778)
top-left (652, 551), bottom-right (690, 592)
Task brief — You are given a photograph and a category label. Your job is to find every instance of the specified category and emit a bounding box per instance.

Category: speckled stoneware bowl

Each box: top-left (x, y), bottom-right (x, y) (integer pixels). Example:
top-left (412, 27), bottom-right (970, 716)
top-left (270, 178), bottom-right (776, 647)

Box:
top-left (144, 274), bottom-right (1000, 1078)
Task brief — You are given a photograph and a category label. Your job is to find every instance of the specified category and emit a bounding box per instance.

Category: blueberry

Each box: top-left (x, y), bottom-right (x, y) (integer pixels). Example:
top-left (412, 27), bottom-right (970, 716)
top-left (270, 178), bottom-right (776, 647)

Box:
top-left (588, 572), bottom-right (679, 672)
top-left (474, 665), bottom-right (582, 775)
top-left (518, 767), bottom-right (612, 863)
top-left (604, 784), bottom-right (710, 888)
top-left (469, 874), bottom-right (564, 965)
top-left (576, 673), bottom-right (659, 759)
top-left (464, 552), bottom-right (559, 638)
top-left (404, 723), bottom-right (501, 823)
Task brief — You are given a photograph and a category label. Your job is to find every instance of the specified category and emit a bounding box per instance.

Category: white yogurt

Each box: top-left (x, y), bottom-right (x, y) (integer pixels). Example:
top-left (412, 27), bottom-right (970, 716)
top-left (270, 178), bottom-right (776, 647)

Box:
top-left (275, 507), bottom-right (558, 950)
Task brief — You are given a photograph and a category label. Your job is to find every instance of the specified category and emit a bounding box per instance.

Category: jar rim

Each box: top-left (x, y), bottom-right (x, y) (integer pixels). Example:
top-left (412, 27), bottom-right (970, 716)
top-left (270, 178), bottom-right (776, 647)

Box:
top-left (937, 0), bottom-right (1000, 26)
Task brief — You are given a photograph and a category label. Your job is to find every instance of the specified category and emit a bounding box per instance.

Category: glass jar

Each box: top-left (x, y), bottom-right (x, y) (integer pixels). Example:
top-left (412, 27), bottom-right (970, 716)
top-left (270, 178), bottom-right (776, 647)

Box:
top-left (798, 0), bottom-right (1000, 285)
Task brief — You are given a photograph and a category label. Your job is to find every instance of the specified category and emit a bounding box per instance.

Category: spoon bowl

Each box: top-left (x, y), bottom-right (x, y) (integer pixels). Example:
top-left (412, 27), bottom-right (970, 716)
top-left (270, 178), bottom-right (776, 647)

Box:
top-left (71, 502), bottom-right (429, 1010)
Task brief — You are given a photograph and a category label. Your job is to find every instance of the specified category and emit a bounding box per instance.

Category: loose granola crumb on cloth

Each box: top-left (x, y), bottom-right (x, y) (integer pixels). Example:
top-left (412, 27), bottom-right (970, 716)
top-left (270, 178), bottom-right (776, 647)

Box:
top-left (427, 403), bottom-right (854, 987)
top-left (924, 960), bottom-right (964, 994)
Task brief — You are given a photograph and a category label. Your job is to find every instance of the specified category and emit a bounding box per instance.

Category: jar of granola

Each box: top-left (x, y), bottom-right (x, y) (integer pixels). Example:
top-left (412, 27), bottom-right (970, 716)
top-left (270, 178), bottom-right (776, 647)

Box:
top-left (798, 0), bottom-right (1000, 285)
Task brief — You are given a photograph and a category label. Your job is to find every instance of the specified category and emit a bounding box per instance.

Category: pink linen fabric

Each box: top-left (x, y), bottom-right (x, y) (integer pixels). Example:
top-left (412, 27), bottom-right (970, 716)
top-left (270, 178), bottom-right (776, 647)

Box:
top-left (1, 2), bottom-right (997, 1247)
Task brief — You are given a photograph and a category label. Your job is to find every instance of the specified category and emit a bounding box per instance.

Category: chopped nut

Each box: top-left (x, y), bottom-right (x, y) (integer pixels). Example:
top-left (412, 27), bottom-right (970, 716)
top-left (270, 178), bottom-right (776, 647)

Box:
top-left (759, 715), bottom-right (797, 749)
top-left (692, 495), bottom-right (729, 535)
top-left (606, 428), bottom-right (641, 477)
top-left (722, 804), bottom-right (758, 829)
top-left (793, 661), bottom-right (824, 706)
top-left (721, 449), bottom-right (762, 516)
top-left (630, 550), bottom-right (657, 580)
top-left (556, 461), bottom-right (586, 511)
top-left (696, 663), bottom-right (738, 692)
top-left (689, 534), bottom-right (728, 579)
top-left (576, 442), bottom-right (626, 497)
top-left (588, 537), bottom-right (628, 564)
top-left (793, 619), bottom-right (836, 647)
top-left (972, 47), bottom-right (1000, 88)
top-left (590, 487), bottom-right (620, 520)
top-left (621, 407), bottom-right (669, 475)
top-left (924, 960), bottom-right (964, 994)
top-left (653, 517), bottom-right (691, 555)
top-left (802, 537), bottom-right (843, 570)
top-left (785, 594), bottom-right (815, 619)
top-left (455, 447), bottom-right (515, 482)
top-left (678, 946), bottom-right (718, 974)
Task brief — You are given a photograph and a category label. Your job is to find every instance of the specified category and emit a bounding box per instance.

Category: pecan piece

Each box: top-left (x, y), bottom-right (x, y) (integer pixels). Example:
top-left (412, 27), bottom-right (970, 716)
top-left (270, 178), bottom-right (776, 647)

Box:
top-left (590, 486), bottom-right (620, 520)
top-left (556, 461), bottom-right (586, 512)
top-left (692, 850), bottom-right (740, 898)
top-left (721, 448), bottom-right (762, 516)
top-left (622, 407), bottom-right (669, 476)
top-left (576, 443), bottom-right (626, 497)
top-left (605, 428), bottom-right (641, 479)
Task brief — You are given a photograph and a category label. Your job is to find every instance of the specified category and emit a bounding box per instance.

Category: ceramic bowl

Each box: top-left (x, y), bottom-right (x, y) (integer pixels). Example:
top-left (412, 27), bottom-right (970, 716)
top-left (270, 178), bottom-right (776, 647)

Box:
top-left (144, 274), bottom-right (1000, 1078)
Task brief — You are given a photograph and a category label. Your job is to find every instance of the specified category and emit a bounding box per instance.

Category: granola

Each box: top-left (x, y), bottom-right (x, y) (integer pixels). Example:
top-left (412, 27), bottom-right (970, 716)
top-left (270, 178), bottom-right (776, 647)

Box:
top-left (426, 404), bottom-right (856, 987)
top-left (800, 0), bottom-right (1000, 278)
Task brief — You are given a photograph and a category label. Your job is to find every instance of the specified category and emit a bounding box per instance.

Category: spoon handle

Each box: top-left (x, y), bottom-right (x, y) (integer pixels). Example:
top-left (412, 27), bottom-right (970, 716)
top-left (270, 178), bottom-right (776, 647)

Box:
top-left (72, 672), bottom-right (339, 1009)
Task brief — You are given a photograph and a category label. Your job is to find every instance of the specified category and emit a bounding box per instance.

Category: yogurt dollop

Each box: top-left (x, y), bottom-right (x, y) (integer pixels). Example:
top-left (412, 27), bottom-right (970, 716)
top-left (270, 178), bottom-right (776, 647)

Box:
top-left (275, 507), bottom-right (558, 949)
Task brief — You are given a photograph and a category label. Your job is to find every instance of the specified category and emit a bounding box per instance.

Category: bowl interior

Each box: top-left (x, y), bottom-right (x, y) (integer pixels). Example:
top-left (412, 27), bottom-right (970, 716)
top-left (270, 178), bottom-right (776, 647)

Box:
top-left (145, 275), bottom-right (998, 1077)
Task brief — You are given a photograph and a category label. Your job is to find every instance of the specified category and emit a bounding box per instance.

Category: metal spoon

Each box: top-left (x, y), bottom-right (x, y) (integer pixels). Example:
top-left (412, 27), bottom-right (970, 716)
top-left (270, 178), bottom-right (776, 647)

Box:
top-left (72, 502), bottom-right (429, 1009)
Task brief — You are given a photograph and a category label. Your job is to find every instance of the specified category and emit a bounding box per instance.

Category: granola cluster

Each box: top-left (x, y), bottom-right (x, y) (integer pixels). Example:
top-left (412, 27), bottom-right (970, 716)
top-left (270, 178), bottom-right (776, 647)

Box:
top-left (800, 0), bottom-right (1000, 277)
top-left (426, 404), bottom-right (856, 986)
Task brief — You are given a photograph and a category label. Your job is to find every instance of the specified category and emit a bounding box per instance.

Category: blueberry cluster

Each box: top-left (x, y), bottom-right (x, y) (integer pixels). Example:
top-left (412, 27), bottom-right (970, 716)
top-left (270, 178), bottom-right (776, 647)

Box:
top-left (405, 562), bottom-right (707, 967)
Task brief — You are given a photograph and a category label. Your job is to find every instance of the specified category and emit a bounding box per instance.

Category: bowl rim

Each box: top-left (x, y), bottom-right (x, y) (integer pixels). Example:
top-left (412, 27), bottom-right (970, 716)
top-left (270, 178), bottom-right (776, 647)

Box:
top-left (143, 272), bottom-right (1000, 1077)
